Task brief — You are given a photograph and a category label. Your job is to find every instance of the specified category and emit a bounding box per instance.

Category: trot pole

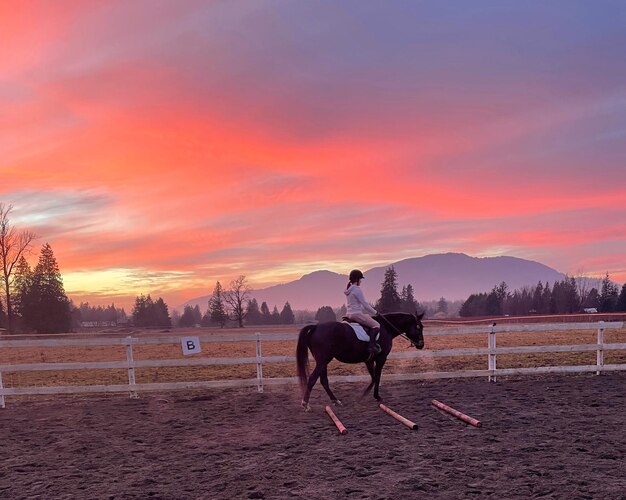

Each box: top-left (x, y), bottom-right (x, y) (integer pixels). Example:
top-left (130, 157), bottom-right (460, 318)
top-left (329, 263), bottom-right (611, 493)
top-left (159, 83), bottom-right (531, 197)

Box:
top-left (378, 403), bottom-right (418, 430)
top-left (325, 406), bottom-right (348, 435)
top-left (431, 399), bottom-right (482, 428)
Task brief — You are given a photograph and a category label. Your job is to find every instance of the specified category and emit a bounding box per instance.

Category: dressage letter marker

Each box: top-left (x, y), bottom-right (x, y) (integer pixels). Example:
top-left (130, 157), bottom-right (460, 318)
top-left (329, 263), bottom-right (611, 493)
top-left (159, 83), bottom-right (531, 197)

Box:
top-left (431, 399), bottom-right (482, 428)
top-left (325, 406), bottom-right (348, 435)
top-left (181, 336), bottom-right (201, 356)
top-left (378, 403), bottom-right (418, 430)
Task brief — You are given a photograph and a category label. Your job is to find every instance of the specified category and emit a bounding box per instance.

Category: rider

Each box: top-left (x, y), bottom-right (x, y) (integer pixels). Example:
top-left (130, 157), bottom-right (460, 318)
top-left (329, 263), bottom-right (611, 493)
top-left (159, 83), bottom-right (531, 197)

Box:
top-left (344, 269), bottom-right (380, 359)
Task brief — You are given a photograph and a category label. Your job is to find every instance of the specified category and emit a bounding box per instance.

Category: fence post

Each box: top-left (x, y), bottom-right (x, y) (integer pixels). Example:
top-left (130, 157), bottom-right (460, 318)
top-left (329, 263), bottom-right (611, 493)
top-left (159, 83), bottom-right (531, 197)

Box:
top-left (596, 321), bottom-right (605, 375)
top-left (0, 370), bottom-right (5, 408)
top-left (255, 332), bottom-right (264, 393)
top-left (488, 323), bottom-right (497, 382)
top-left (126, 336), bottom-right (139, 398)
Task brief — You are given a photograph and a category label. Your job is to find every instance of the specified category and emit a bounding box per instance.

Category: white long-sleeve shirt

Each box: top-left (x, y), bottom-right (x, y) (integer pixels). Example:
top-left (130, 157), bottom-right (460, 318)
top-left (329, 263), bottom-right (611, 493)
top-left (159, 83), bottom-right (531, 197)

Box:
top-left (344, 284), bottom-right (377, 316)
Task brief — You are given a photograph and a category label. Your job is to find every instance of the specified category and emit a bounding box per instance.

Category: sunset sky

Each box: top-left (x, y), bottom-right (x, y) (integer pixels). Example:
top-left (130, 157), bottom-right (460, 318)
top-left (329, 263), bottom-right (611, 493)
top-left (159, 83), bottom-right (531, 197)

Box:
top-left (2, 1), bottom-right (626, 310)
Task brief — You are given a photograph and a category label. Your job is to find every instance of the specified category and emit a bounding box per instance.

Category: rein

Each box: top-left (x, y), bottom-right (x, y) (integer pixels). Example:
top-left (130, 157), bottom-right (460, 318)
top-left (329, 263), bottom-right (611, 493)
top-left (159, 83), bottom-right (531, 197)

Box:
top-left (377, 314), bottom-right (420, 348)
top-left (400, 333), bottom-right (419, 347)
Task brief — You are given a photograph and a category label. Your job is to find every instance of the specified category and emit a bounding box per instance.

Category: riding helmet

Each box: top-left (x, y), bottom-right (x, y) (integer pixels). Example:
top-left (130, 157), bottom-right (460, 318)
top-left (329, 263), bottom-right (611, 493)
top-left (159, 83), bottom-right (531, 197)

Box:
top-left (349, 269), bottom-right (365, 282)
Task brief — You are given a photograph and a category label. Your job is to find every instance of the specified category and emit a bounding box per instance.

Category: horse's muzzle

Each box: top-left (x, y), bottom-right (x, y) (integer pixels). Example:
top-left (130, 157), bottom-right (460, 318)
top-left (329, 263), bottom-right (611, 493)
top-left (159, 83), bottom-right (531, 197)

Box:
top-left (416, 341), bottom-right (425, 350)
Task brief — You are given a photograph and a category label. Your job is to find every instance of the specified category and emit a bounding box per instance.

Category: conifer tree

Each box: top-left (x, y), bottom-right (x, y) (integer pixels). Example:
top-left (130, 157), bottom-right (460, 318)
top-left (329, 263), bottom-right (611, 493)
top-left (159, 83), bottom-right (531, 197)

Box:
top-left (400, 284), bottom-right (417, 313)
top-left (531, 281), bottom-right (544, 313)
top-left (209, 281), bottom-right (228, 328)
top-left (280, 302), bottom-right (295, 324)
top-left (436, 297), bottom-right (449, 315)
top-left (131, 295), bottom-right (151, 327)
top-left (599, 273), bottom-right (619, 312)
top-left (376, 266), bottom-right (402, 313)
top-left (178, 305), bottom-right (197, 327)
top-left (541, 283), bottom-right (552, 314)
top-left (260, 301), bottom-right (271, 325)
top-left (21, 243), bottom-right (71, 333)
top-left (584, 287), bottom-right (600, 310)
top-left (616, 284), bottom-right (626, 312)
top-left (12, 255), bottom-right (32, 325)
top-left (459, 293), bottom-right (488, 317)
top-left (271, 305), bottom-right (280, 324)
top-left (485, 291), bottom-right (501, 316)
top-left (245, 298), bottom-right (263, 325)
top-left (153, 297), bottom-right (172, 328)
top-left (201, 309), bottom-right (211, 327)
top-left (192, 305), bottom-right (202, 325)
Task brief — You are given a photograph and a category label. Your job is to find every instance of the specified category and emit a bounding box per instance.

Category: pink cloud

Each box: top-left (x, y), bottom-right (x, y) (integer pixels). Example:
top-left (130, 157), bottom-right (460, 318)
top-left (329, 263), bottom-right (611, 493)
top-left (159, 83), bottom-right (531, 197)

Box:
top-left (2, 2), bottom-right (625, 309)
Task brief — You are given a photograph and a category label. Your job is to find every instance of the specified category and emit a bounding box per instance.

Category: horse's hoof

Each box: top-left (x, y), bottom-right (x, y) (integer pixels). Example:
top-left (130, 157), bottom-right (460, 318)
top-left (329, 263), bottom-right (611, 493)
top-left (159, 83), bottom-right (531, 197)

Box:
top-left (333, 399), bottom-right (342, 406)
top-left (301, 401), bottom-right (312, 412)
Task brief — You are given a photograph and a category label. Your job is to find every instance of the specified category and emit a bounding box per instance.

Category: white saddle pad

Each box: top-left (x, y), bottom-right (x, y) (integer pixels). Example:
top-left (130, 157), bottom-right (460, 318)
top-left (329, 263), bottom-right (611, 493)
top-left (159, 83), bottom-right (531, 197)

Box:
top-left (343, 322), bottom-right (380, 342)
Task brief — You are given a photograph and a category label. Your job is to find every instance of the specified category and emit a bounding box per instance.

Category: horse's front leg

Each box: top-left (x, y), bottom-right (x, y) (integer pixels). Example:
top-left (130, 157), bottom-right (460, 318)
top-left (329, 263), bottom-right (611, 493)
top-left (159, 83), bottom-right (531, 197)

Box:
top-left (373, 358), bottom-right (387, 401)
top-left (360, 360), bottom-right (376, 399)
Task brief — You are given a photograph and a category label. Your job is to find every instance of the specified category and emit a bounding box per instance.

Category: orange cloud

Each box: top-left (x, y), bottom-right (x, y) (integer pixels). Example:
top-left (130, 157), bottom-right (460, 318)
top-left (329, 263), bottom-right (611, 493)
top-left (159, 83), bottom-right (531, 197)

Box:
top-left (2, 2), bottom-right (626, 310)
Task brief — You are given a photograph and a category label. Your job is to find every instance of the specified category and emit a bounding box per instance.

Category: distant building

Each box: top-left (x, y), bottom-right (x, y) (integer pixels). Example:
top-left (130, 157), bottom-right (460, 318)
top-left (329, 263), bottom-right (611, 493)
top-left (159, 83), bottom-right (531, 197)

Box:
top-left (80, 321), bottom-right (119, 328)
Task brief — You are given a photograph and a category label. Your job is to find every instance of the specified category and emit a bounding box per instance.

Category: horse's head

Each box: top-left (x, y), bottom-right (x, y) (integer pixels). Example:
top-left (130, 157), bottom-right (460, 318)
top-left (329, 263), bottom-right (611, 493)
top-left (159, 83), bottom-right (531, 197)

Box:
top-left (382, 311), bottom-right (425, 349)
top-left (406, 311), bottom-right (425, 350)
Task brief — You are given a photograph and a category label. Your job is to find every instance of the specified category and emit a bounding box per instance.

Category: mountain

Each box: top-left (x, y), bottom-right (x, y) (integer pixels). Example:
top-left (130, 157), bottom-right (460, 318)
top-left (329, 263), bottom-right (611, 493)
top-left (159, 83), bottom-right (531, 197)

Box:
top-left (179, 253), bottom-right (566, 312)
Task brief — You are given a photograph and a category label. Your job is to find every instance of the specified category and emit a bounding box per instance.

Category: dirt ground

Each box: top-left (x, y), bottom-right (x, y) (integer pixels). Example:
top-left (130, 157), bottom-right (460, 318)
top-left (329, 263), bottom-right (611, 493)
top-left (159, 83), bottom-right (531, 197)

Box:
top-left (1, 373), bottom-right (625, 500)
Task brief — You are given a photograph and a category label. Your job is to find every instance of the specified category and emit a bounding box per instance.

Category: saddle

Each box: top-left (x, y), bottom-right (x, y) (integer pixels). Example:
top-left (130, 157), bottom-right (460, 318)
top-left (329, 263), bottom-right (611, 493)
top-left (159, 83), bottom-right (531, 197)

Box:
top-left (341, 317), bottom-right (380, 342)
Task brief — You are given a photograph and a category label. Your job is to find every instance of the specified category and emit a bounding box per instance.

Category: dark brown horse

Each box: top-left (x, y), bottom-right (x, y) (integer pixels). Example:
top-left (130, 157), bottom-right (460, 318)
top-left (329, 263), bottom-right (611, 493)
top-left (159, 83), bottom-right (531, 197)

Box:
top-left (296, 312), bottom-right (425, 410)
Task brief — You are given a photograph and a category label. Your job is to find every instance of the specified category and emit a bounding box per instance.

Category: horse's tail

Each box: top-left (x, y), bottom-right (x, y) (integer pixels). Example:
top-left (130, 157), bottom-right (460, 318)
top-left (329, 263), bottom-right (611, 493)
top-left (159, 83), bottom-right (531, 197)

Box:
top-left (296, 324), bottom-right (316, 394)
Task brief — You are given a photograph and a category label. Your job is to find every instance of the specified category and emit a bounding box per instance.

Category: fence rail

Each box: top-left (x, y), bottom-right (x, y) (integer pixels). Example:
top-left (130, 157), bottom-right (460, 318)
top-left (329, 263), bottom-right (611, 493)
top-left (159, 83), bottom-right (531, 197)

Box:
top-left (1, 321), bottom-right (624, 408)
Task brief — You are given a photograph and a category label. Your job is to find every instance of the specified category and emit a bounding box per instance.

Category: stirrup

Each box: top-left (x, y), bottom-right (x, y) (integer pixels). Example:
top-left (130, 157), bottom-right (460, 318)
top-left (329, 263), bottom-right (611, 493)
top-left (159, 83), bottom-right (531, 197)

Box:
top-left (367, 344), bottom-right (381, 361)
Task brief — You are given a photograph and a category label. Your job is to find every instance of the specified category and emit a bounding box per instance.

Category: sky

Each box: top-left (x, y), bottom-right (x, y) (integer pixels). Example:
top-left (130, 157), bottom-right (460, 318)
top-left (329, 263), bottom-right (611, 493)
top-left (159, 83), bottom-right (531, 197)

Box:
top-left (2, 0), bottom-right (626, 310)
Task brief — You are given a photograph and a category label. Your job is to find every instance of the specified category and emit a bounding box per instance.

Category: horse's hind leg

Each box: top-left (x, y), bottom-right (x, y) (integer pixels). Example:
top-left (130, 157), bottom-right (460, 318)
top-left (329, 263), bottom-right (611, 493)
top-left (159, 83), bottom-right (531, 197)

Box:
top-left (301, 363), bottom-right (325, 411)
top-left (320, 366), bottom-right (341, 405)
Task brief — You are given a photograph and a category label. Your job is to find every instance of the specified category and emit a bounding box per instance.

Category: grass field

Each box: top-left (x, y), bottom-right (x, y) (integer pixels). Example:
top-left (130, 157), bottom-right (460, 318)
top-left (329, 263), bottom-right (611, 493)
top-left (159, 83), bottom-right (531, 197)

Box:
top-left (1, 321), bottom-right (625, 397)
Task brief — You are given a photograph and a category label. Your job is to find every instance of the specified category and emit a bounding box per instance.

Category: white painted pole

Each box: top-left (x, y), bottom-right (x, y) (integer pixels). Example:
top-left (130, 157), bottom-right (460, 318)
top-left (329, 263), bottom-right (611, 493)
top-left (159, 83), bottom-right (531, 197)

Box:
top-left (488, 323), bottom-right (497, 382)
top-left (0, 370), bottom-right (5, 408)
top-left (596, 321), bottom-right (605, 375)
top-left (126, 336), bottom-right (138, 398)
top-left (255, 332), bottom-right (264, 393)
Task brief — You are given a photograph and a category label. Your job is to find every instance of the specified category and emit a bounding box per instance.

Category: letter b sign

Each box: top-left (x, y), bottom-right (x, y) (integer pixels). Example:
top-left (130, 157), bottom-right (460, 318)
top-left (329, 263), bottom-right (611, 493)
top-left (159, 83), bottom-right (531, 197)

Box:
top-left (181, 336), bottom-right (202, 355)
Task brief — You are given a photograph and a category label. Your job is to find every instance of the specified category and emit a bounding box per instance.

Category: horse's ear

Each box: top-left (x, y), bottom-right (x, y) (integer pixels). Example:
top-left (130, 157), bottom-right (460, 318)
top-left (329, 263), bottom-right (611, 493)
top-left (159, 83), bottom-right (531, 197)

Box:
top-left (415, 310), bottom-right (424, 320)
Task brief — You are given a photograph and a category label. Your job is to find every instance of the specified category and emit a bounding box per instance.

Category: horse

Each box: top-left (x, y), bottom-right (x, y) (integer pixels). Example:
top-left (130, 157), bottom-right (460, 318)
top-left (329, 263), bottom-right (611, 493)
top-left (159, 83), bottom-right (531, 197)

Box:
top-left (296, 312), bottom-right (425, 410)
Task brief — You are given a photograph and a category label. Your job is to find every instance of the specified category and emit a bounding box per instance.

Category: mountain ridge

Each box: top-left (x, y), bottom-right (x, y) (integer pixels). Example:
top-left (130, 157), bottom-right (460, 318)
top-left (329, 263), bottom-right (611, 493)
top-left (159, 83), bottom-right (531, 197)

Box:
top-left (179, 252), bottom-right (566, 312)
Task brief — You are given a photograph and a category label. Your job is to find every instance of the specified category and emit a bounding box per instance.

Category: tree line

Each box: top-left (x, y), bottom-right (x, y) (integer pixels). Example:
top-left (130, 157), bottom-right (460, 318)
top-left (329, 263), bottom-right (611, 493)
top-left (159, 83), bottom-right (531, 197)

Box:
top-left (74, 302), bottom-right (128, 327)
top-left (459, 275), bottom-right (626, 317)
top-left (175, 279), bottom-right (296, 328)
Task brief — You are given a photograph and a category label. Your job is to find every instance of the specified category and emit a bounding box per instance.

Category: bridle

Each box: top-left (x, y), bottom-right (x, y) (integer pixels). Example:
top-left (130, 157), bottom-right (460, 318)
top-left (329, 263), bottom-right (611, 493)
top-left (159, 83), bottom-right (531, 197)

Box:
top-left (377, 314), bottom-right (422, 348)
top-left (401, 331), bottom-right (422, 348)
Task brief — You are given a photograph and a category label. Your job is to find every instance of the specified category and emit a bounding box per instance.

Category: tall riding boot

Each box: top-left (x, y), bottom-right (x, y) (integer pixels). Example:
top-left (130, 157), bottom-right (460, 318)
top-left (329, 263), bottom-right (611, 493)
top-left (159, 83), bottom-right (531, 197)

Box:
top-left (367, 327), bottom-right (381, 360)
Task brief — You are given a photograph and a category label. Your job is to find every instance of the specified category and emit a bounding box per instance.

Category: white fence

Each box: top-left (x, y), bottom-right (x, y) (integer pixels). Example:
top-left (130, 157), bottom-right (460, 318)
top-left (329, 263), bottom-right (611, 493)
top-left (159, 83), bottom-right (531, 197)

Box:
top-left (1, 321), bottom-right (625, 408)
